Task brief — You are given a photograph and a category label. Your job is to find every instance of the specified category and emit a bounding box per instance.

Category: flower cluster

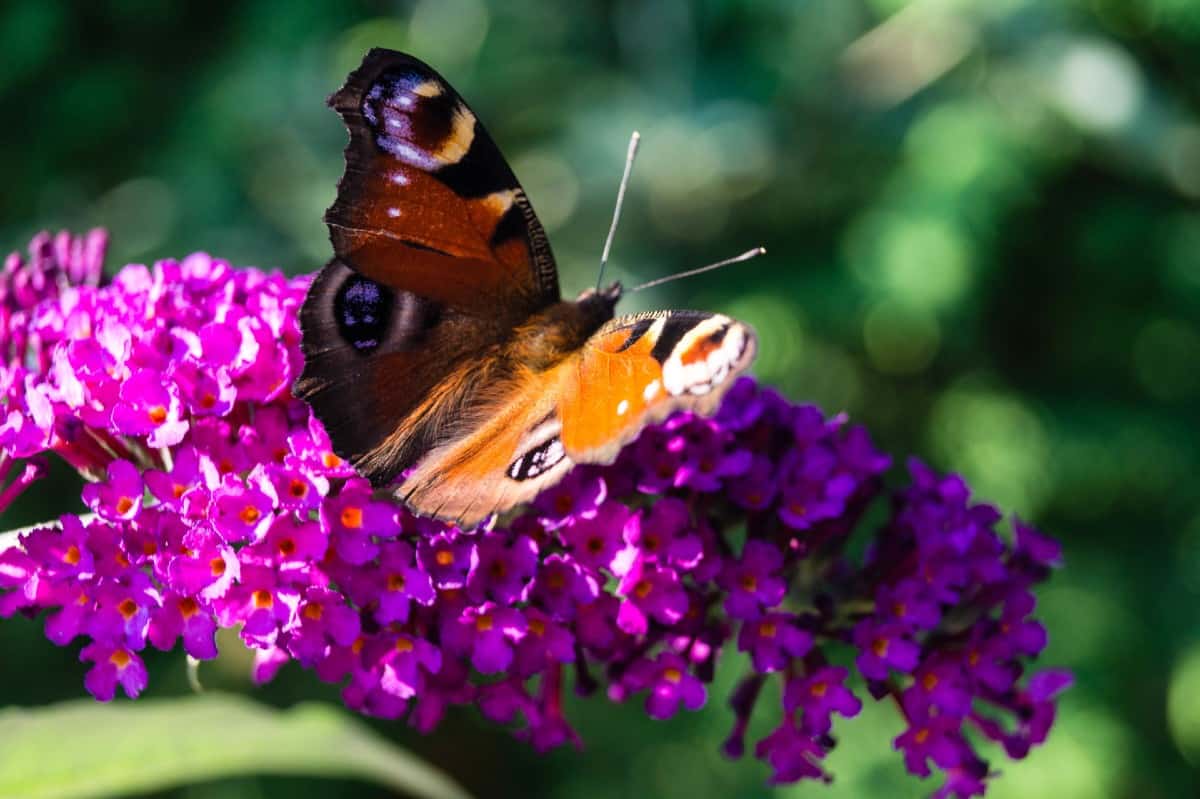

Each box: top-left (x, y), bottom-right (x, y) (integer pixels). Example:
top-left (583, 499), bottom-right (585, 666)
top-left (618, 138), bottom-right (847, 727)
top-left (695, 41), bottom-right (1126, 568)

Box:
top-left (0, 231), bottom-right (1069, 796)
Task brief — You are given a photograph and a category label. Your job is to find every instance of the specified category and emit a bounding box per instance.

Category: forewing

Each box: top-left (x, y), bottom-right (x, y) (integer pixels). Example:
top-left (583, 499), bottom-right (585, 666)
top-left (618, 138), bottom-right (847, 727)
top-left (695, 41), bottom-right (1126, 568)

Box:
top-left (558, 311), bottom-right (757, 464)
top-left (325, 48), bottom-right (559, 315)
top-left (297, 49), bottom-right (562, 487)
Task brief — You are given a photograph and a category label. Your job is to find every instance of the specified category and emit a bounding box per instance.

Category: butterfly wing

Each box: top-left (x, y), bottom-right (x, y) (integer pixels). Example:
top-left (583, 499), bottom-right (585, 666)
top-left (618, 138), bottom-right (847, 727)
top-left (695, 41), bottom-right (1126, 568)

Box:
top-left (325, 48), bottom-right (558, 311)
top-left (397, 311), bottom-right (756, 528)
top-left (559, 311), bottom-right (757, 463)
top-left (296, 49), bottom-right (560, 486)
top-left (394, 366), bottom-right (575, 527)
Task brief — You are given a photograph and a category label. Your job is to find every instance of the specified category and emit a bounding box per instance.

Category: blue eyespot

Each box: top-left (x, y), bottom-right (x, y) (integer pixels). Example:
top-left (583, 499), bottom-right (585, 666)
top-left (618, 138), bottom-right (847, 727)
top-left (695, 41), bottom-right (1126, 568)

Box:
top-left (334, 275), bottom-right (392, 353)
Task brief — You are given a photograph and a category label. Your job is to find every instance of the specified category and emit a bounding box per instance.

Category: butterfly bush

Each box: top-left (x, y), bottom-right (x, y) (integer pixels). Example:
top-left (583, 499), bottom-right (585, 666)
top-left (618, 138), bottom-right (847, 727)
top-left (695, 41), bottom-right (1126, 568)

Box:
top-left (0, 231), bottom-right (1069, 796)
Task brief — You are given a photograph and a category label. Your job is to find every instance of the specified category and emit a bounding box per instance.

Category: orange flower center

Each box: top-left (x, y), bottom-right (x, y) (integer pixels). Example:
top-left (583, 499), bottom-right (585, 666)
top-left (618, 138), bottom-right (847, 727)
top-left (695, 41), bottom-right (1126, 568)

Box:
top-left (528, 618), bottom-right (546, 636)
top-left (340, 506), bottom-right (363, 529)
top-left (633, 579), bottom-right (653, 599)
top-left (210, 557), bottom-right (227, 577)
top-left (662, 667), bottom-right (683, 684)
top-left (914, 728), bottom-right (930, 745)
top-left (115, 496), bottom-right (135, 515)
top-left (172, 483), bottom-right (186, 499)
top-left (288, 479), bottom-right (308, 498)
top-left (554, 493), bottom-right (574, 515)
top-left (303, 603), bottom-right (323, 621)
top-left (395, 637), bottom-right (414, 653)
top-left (200, 393), bottom-right (217, 409)
top-left (277, 538), bottom-right (296, 557)
top-left (871, 637), bottom-right (890, 657)
top-left (62, 544), bottom-right (82, 565)
top-left (322, 452), bottom-right (342, 468)
top-left (239, 505), bottom-right (261, 524)
top-left (922, 673), bottom-right (939, 691)
top-left (147, 405), bottom-right (168, 424)
top-left (179, 597), bottom-right (199, 618)
top-left (758, 621), bottom-right (777, 638)
top-left (117, 598), bottom-right (138, 620)
top-left (386, 573), bottom-right (406, 591)
top-left (435, 549), bottom-right (454, 567)
top-left (892, 602), bottom-right (907, 618)
top-left (475, 613), bottom-right (494, 632)
top-left (109, 649), bottom-right (132, 668)
top-left (252, 589), bottom-right (273, 608)
top-left (810, 681), bottom-right (828, 697)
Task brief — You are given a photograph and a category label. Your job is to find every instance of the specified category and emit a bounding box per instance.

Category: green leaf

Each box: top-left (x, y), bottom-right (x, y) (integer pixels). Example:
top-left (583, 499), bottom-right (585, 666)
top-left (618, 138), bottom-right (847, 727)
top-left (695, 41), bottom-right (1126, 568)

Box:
top-left (0, 693), bottom-right (474, 799)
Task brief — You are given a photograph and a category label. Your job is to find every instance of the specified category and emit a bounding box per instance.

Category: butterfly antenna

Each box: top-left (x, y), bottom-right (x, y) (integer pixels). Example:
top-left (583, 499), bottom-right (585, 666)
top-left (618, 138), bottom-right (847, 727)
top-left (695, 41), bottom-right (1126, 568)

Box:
top-left (597, 130), bottom-right (641, 290)
top-left (629, 247), bottom-right (767, 293)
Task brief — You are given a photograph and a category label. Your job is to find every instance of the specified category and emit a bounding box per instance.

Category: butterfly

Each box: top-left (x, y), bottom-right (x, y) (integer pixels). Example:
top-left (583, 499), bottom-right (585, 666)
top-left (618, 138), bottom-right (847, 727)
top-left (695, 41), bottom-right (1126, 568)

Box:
top-left (295, 48), bottom-right (757, 528)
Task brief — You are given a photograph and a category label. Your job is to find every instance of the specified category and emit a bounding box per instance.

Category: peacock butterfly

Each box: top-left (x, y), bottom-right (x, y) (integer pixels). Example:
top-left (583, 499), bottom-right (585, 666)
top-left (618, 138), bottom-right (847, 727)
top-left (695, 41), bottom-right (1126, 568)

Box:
top-left (294, 48), bottom-right (757, 527)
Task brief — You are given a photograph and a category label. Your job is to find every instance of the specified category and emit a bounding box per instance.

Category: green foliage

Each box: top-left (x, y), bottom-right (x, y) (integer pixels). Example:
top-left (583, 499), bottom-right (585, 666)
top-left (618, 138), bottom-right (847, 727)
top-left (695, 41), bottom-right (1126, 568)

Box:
top-left (0, 694), bottom-right (471, 799)
top-left (1, 0), bottom-right (1198, 797)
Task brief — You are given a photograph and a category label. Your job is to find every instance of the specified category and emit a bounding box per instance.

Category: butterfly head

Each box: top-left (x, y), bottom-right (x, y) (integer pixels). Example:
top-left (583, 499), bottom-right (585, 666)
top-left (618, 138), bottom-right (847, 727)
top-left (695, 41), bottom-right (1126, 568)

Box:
top-left (568, 282), bottom-right (624, 331)
top-left (579, 282), bottom-right (622, 303)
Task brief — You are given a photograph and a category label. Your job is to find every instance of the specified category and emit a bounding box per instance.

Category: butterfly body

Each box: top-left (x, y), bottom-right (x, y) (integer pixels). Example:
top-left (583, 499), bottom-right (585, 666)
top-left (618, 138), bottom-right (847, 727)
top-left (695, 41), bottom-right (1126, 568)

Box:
top-left (295, 49), bottom-right (757, 527)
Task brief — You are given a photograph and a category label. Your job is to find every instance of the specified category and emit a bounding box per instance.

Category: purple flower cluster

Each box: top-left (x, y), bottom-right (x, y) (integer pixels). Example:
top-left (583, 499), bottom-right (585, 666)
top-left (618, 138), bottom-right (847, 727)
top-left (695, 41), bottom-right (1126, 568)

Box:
top-left (0, 231), bottom-right (1069, 796)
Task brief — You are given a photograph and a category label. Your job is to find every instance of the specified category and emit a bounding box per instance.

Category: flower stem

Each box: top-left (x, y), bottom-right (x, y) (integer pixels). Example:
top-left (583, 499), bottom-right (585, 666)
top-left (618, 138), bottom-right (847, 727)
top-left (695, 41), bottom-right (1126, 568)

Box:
top-left (0, 457), bottom-right (47, 515)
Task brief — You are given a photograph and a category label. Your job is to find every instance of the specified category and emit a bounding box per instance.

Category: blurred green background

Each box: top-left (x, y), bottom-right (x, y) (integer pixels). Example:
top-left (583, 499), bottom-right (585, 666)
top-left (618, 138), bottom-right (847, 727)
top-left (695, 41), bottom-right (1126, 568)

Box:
top-left (2, 0), bottom-right (1198, 797)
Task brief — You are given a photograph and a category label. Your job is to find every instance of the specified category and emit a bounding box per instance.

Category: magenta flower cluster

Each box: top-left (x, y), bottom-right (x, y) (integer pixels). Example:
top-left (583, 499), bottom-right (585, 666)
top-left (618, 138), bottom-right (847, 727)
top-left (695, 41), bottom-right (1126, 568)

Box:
top-left (0, 231), bottom-right (1069, 796)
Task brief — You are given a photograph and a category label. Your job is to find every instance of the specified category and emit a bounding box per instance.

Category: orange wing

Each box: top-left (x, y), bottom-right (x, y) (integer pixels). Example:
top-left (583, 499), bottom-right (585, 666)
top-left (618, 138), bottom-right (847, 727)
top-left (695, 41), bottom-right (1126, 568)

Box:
top-left (395, 311), bottom-right (756, 528)
top-left (559, 311), bottom-right (757, 463)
